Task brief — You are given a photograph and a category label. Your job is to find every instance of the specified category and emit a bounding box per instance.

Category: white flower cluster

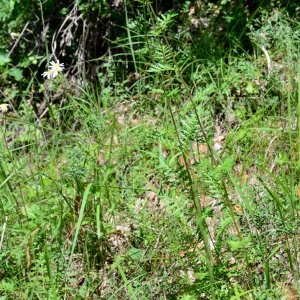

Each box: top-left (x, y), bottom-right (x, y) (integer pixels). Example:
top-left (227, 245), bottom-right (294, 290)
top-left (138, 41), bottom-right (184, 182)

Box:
top-left (42, 60), bottom-right (64, 79)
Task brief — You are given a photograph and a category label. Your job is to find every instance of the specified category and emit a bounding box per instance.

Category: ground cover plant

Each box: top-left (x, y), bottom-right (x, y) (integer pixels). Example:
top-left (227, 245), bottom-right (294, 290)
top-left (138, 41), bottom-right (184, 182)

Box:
top-left (1, 0), bottom-right (300, 299)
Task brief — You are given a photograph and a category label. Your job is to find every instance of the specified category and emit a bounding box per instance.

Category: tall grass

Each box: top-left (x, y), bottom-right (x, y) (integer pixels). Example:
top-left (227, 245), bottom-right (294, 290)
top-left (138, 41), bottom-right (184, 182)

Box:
top-left (1, 3), bottom-right (300, 300)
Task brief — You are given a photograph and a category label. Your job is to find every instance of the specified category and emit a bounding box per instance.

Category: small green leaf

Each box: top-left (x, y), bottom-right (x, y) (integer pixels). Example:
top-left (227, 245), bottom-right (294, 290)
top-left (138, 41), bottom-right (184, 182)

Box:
top-left (21, 203), bottom-right (39, 218)
top-left (227, 237), bottom-right (251, 251)
top-left (150, 89), bottom-right (164, 94)
top-left (8, 68), bottom-right (23, 81)
top-left (128, 248), bottom-right (143, 262)
top-left (0, 50), bottom-right (10, 66)
top-left (245, 82), bottom-right (258, 94)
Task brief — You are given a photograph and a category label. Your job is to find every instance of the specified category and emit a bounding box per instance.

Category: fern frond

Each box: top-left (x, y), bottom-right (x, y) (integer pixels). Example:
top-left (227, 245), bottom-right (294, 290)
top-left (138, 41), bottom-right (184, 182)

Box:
top-left (150, 13), bottom-right (177, 36)
top-left (179, 104), bottom-right (213, 146)
top-left (148, 63), bottom-right (175, 73)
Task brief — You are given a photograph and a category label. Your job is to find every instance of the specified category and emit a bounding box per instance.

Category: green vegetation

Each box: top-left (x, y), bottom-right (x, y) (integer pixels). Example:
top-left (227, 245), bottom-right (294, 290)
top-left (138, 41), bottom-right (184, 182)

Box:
top-left (1, 0), bottom-right (300, 299)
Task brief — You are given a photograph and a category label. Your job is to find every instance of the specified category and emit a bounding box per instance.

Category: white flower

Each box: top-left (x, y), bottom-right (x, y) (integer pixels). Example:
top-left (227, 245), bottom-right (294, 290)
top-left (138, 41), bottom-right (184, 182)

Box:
top-left (51, 65), bottom-right (60, 78)
top-left (0, 104), bottom-right (11, 113)
top-left (42, 60), bottom-right (64, 79)
top-left (49, 60), bottom-right (64, 72)
top-left (42, 69), bottom-right (53, 79)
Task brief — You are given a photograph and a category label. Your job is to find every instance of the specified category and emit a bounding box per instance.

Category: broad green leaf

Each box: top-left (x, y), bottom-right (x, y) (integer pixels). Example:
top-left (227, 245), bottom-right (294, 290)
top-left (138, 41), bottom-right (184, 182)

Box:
top-left (8, 68), bottom-right (23, 81)
top-left (128, 248), bottom-right (143, 262)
